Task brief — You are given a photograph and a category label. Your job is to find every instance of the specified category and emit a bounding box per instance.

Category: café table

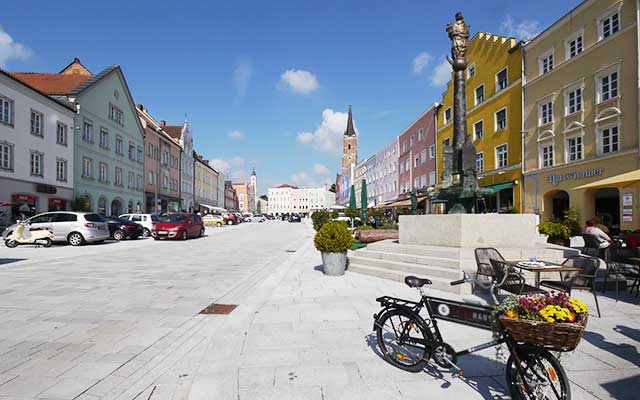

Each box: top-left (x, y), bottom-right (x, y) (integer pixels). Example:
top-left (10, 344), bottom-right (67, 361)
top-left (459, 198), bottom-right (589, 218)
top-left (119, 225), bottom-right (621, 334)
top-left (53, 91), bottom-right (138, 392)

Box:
top-left (504, 260), bottom-right (583, 288)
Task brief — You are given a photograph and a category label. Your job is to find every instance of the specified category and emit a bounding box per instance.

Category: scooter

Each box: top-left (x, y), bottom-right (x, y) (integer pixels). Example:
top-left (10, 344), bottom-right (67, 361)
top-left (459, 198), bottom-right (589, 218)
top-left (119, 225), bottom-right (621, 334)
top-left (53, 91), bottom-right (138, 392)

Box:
top-left (4, 220), bottom-right (54, 248)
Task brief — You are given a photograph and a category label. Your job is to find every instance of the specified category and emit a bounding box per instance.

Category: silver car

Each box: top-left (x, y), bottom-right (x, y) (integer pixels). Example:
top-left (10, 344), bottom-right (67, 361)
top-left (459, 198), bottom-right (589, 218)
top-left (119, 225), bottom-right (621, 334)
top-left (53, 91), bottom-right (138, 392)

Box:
top-left (2, 211), bottom-right (110, 246)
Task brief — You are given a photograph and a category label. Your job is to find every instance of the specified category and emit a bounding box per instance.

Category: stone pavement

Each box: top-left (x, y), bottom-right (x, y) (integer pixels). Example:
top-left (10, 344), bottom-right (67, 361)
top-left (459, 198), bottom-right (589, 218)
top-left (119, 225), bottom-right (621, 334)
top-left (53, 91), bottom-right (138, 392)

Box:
top-left (0, 220), bottom-right (639, 399)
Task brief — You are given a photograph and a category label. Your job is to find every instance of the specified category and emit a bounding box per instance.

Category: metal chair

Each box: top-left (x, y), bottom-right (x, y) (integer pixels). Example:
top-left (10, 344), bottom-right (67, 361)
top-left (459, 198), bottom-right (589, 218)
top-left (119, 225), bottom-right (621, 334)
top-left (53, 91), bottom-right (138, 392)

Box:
top-left (489, 259), bottom-right (547, 296)
top-left (540, 255), bottom-right (602, 317)
top-left (581, 233), bottom-right (604, 258)
top-left (475, 248), bottom-right (503, 279)
top-left (603, 248), bottom-right (640, 301)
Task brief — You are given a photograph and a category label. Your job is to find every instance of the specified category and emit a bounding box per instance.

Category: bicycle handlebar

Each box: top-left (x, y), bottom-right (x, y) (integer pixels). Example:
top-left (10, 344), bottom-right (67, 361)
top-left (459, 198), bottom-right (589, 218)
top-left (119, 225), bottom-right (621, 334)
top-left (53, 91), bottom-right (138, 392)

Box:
top-left (450, 278), bottom-right (466, 286)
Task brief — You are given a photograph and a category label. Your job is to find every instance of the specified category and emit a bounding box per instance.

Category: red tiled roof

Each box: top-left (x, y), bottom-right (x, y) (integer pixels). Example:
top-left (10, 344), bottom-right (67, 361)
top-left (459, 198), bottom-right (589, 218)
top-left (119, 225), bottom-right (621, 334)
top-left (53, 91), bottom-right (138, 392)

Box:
top-left (163, 125), bottom-right (182, 139)
top-left (9, 72), bottom-right (92, 95)
top-left (277, 184), bottom-right (298, 189)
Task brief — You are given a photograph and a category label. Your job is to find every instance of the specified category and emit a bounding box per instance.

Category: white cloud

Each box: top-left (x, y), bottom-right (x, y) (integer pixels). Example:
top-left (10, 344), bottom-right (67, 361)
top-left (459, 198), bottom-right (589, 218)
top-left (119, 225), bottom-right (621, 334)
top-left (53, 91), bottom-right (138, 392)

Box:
top-left (431, 58), bottom-right (452, 87)
top-left (0, 26), bottom-right (31, 67)
top-left (297, 108), bottom-right (353, 155)
top-left (279, 69), bottom-right (319, 95)
top-left (232, 59), bottom-right (253, 97)
top-left (500, 16), bottom-right (541, 40)
top-left (412, 51), bottom-right (432, 74)
top-left (290, 172), bottom-right (309, 186)
top-left (209, 158), bottom-right (230, 174)
top-left (227, 130), bottom-right (244, 140)
top-left (289, 171), bottom-right (332, 188)
top-left (313, 163), bottom-right (329, 175)
top-left (209, 156), bottom-right (248, 182)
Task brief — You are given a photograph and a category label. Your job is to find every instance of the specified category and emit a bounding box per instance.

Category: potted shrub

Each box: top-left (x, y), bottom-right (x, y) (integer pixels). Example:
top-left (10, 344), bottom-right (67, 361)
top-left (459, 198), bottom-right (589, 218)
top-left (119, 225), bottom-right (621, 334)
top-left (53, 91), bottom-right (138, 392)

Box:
top-left (538, 208), bottom-right (581, 246)
top-left (314, 221), bottom-right (354, 276)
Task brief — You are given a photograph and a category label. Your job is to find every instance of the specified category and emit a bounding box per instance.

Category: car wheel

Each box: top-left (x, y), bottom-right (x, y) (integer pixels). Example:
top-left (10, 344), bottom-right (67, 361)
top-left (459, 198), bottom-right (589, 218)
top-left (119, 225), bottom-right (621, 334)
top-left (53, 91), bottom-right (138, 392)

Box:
top-left (68, 232), bottom-right (85, 246)
top-left (199, 227), bottom-right (205, 237)
top-left (143, 228), bottom-right (151, 238)
top-left (216, 222), bottom-right (222, 227)
top-left (181, 230), bottom-right (188, 240)
top-left (41, 238), bottom-right (53, 248)
top-left (5, 239), bottom-right (18, 248)
top-left (227, 220), bottom-right (233, 225)
top-left (132, 235), bottom-right (140, 240)
top-left (113, 230), bottom-right (125, 241)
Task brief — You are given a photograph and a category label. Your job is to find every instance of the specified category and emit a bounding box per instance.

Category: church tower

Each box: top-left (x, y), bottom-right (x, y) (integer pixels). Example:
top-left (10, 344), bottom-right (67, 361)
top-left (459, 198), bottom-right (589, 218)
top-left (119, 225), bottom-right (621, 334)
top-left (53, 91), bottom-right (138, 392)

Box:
top-left (341, 105), bottom-right (358, 172)
top-left (250, 168), bottom-right (257, 212)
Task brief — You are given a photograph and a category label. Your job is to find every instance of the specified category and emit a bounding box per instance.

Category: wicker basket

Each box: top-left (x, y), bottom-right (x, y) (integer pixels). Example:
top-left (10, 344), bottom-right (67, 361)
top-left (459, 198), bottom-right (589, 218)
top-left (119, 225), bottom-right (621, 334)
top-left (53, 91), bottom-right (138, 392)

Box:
top-left (499, 314), bottom-right (588, 350)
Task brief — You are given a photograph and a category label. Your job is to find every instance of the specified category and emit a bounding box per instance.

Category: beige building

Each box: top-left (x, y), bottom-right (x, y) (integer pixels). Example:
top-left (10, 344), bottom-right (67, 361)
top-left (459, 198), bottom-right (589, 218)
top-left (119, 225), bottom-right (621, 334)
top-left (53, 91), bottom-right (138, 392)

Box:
top-left (194, 152), bottom-right (219, 212)
top-left (522, 0), bottom-right (640, 232)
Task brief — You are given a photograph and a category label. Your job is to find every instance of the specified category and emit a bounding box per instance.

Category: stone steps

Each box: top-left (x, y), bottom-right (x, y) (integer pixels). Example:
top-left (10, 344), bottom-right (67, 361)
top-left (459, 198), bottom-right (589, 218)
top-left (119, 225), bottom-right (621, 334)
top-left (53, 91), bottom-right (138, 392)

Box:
top-left (347, 263), bottom-right (457, 293)
top-left (348, 255), bottom-right (462, 280)
top-left (353, 249), bottom-right (459, 269)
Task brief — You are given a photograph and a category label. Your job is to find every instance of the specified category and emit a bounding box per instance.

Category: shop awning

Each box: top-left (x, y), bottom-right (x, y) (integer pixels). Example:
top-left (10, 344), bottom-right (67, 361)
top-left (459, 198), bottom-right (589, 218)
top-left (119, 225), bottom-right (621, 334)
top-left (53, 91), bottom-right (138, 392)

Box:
top-left (572, 170), bottom-right (640, 190)
top-left (199, 203), bottom-right (227, 213)
top-left (387, 195), bottom-right (429, 208)
top-left (481, 181), bottom-right (516, 195)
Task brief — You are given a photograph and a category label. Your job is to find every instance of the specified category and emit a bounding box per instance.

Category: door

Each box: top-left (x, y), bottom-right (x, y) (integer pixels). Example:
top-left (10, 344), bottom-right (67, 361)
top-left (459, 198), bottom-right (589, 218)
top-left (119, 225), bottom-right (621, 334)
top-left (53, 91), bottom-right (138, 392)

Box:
top-left (51, 213), bottom-right (78, 241)
top-left (188, 214), bottom-right (198, 236)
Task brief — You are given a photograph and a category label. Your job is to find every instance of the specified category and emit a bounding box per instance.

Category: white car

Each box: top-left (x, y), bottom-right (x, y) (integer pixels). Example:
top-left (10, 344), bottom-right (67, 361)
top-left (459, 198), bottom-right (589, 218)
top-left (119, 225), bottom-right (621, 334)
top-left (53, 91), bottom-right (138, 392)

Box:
top-left (119, 213), bottom-right (160, 237)
top-left (246, 214), bottom-right (266, 222)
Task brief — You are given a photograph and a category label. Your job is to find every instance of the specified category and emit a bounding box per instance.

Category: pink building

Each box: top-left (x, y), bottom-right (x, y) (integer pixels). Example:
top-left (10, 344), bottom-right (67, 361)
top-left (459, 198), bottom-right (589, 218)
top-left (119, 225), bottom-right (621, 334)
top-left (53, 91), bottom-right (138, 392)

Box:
top-left (398, 103), bottom-right (439, 200)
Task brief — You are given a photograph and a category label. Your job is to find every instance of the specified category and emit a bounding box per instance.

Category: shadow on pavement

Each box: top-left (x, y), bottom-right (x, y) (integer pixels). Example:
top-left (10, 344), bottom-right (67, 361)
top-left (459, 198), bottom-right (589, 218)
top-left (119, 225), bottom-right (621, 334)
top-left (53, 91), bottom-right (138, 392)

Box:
top-left (0, 258), bottom-right (27, 265)
top-left (600, 374), bottom-right (640, 400)
top-left (583, 327), bottom-right (640, 367)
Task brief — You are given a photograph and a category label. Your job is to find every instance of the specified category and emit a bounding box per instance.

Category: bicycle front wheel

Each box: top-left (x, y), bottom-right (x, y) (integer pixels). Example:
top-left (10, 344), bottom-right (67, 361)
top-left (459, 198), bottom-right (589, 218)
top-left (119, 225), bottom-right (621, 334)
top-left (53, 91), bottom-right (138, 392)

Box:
top-left (375, 307), bottom-right (432, 372)
top-left (506, 346), bottom-right (570, 400)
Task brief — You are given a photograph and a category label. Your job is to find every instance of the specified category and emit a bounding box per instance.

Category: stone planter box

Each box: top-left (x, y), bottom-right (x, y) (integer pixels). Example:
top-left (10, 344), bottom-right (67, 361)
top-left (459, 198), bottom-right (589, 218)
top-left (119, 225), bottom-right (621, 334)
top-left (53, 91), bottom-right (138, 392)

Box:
top-left (357, 229), bottom-right (399, 244)
top-left (321, 251), bottom-right (347, 275)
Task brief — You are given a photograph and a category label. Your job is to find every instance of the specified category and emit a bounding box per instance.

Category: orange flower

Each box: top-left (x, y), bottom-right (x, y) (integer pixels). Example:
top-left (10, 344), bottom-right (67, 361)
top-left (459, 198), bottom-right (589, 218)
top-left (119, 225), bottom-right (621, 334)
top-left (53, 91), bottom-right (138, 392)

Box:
top-left (505, 310), bottom-right (517, 319)
top-left (567, 311), bottom-right (576, 323)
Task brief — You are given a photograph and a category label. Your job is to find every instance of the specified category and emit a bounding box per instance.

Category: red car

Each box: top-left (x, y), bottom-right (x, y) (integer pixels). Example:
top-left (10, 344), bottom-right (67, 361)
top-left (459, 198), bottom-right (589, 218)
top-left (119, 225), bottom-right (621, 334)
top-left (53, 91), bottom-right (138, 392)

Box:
top-left (152, 213), bottom-right (204, 240)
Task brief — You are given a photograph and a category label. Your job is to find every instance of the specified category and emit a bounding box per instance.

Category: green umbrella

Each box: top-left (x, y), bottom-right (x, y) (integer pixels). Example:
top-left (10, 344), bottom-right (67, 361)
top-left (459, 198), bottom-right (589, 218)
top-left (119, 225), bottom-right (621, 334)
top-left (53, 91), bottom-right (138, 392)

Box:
top-left (349, 185), bottom-right (356, 209)
top-left (411, 188), bottom-right (418, 215)
top-left (361, 180), bottom-right (368, 222)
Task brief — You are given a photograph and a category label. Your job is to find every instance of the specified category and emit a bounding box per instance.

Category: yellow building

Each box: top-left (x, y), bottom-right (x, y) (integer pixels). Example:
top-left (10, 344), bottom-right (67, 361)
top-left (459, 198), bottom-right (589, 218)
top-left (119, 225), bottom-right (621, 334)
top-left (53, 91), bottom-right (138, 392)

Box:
top-left (436, 33), bottom-right (523, 212)
top-left (522, 0), bottom-right (639, 231)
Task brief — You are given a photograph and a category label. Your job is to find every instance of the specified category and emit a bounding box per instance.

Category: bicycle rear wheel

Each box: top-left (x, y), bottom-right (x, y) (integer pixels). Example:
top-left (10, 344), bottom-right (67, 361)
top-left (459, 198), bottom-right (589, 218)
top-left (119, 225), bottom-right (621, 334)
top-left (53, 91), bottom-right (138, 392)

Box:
top-left (375, 307), bottom-right (432, 372)
top-left (506, 346), bottom-right (570, 400)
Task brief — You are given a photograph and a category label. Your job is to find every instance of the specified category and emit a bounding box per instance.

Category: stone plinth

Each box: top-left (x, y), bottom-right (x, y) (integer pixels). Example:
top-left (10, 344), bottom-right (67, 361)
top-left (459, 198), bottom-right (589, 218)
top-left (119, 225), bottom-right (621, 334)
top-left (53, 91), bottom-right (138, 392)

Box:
top-left (399, 214), bottom-right (539, 248)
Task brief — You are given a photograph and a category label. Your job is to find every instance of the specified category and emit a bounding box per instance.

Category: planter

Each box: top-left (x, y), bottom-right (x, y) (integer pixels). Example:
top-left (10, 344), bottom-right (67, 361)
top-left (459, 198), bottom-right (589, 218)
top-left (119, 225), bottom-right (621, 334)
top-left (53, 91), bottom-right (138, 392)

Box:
top-left (321, 251), bottom-right (347, 276)
top-left (357, 229), bottom-right (399, 244)
top-left (499, 314), bottom-right (588, 350)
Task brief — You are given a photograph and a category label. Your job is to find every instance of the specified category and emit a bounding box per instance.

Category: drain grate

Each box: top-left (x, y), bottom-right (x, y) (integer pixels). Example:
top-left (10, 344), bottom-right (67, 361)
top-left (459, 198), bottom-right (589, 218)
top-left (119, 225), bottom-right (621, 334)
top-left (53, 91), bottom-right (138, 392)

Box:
top-left (199, 303), bottom-right (238, 315)
top-left (285, 250), bottom-right (296, 253)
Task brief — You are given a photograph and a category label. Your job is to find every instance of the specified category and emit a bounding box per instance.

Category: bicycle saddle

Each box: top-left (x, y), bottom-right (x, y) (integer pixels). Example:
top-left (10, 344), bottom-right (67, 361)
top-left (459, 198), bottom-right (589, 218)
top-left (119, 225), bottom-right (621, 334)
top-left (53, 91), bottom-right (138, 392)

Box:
top-left (404, 276), bottom-right (432, 288)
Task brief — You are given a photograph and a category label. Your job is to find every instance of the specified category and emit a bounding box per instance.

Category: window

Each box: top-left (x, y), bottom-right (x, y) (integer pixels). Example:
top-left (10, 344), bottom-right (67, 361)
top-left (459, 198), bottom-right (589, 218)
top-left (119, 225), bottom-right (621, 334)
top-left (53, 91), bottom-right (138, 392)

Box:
top-left (148, 143), bottom-right (153, 157)
top-left (539, 100), bottom-right (553, 125)
top-left (83, 120), bottom-right (93, 141)
top-left (128, 172), bottom-right (134, 189)
top-left (30, 151), bottom-right (43, 177)
top-left (599, 125), bottom-right (620, 154)
top-left (0, 96), bottom-right (13, 125)
top-left (475, 85), bottom-right (484, 105)
top-left (467, 64), bottom-right (475, 79)
top-left (137, 147), bottom-right (143, 163)
top-left (599, 70), bottom-right (619, 102)
top-left (0, 141), bottom-right (14, 171)
top-left (99, 162), bottom-right (108, 182)
top-left (399, 161), bottom-right (403, 173)
top-left (116, 136), bottom-right (123, 154)
top-left (402, 141), bottom-right (408, 152)
top-left (109, 104), bottom-right (124, 125)
top-left (567, 33), bottom-right (583, 58)
top-left (30, 110), bottom-right (43, 137)
top-left (540, 143), bottom-right (554, 168)
top-left (414, 177), bottom-right (419, 188)
top-left (429, 145), bottom-right (435, 159)
top-left (418, 128), bottom-right (424, 141)
top-left (496, 68), bottom-right (508, 92)
top-left (496, 144), bottom-right (508, 168)
top-left (410, 135), bottom-right (414, 147)
top-left (420, 175), bottom-right (427, 187)
top-left (99, 129), bottom-right (109, 148)
top-left (444, 108), bottom-right (452, 124)
top-left (56, 158), bottom-right (67, 182)
top-left (539, 50), bottom-right (554, 75)
top-left (565, 86), bottom-right (582, 115)
top-left (495, 108), bottom-right (507, 131)
top-left (473, 120), bottom-right (483, 140)
top-left (600, 10), bottom-right (620, 40)
top-left (147, 171), bottom-right (153, 185)
top-left (115, 167), bottom-right (123, 186)
top-left (163, 175), bottom-right (169, 189)
top-left (414, 155), bottom-right (419, 168)
top-left (429, 171), bottom-right (436, 186)
top-left (566, 136), bottom-right (583, 162)
top-left (421, 149), bottom-right (427, 164)
top-left (443, 137), bottom-right (451, 147)
top-left (53, 122), bottom-right (67, 146)
top-left (82, 157), bottom-right (92, 178)
top-left (476, 152), bottom-right (484, 173)
top-left (405, 158), bottom-right (410, 172)
top-left (136, 175), bottom-right (142, 190)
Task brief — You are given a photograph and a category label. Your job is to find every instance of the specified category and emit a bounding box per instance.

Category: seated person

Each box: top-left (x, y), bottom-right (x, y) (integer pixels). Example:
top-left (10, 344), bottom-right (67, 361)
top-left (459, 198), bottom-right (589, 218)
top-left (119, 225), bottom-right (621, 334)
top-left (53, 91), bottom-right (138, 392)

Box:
top-left (583, 220), bottom-right (612, 249)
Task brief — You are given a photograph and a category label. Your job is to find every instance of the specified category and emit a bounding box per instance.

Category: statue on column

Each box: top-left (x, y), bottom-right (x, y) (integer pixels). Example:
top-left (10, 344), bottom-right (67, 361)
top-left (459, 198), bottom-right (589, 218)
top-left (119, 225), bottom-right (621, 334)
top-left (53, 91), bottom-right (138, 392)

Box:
top-left (446, 12), bottom-right (470, 71)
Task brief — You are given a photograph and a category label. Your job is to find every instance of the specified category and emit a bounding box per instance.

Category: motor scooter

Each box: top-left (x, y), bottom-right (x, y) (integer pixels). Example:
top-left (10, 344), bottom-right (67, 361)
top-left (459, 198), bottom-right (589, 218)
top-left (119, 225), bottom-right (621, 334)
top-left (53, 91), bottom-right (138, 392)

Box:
top-left (4, 220), bottom-right (54, 248)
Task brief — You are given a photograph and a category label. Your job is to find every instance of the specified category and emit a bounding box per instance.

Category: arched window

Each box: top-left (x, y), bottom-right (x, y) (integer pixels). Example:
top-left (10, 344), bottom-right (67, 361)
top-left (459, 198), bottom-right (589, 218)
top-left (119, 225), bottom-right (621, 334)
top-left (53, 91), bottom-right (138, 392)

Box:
top-left (128, 201), bottom-right (133, 213)
top-left (98, 197), bottom-right (107, 215)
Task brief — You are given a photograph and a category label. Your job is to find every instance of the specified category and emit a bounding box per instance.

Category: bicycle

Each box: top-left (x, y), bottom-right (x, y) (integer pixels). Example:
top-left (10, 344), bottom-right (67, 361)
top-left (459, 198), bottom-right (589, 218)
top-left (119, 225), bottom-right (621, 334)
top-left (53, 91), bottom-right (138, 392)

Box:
top-left (373, 274), bottom-right (571, 400)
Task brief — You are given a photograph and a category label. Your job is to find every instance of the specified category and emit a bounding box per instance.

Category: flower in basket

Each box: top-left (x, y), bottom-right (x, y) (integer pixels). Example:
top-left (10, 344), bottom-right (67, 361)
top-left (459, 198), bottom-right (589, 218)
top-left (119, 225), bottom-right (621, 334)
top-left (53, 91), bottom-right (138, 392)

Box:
top-left (496, 292), bottom-right (588, 323)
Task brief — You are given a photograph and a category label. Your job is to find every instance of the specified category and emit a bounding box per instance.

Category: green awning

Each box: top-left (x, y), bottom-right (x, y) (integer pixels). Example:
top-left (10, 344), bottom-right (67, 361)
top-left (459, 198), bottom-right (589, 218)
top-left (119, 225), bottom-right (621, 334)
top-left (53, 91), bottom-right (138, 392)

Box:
top-left (481, 181), bottom-right (515, 196)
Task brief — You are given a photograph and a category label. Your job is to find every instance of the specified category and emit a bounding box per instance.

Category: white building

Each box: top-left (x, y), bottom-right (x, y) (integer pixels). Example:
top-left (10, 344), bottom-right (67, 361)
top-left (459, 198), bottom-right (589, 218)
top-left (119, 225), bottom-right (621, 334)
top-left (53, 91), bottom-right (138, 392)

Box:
top-left (268, 184), bottom-right (335, 215)
top-left (0, 70), bottom-right (76, 228)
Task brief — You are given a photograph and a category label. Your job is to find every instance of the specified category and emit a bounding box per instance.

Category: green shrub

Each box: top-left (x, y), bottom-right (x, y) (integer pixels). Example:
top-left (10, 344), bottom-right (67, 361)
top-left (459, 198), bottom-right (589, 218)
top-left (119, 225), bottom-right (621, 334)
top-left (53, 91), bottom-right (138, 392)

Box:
top-left (355, 225), bottom-right (374, 231)
top-left (314, 221), bottom-right (354, 253)
top-left (311, 210), bottom-right (332, 231)
top-left (71, 197), bottom-right (91, 212)
top-left (344, 208), bottom-right (360, 219)
top-left (538, 207), bottom-right (581, 240)
top-left (381, 222), bottom-right (399, 230)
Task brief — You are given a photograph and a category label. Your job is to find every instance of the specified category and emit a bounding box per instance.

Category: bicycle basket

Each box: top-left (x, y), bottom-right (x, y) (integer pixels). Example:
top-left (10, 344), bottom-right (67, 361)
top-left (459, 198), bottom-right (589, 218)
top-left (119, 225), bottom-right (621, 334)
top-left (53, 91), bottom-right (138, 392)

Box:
top-left (499, 313), bottom-right (588, 351)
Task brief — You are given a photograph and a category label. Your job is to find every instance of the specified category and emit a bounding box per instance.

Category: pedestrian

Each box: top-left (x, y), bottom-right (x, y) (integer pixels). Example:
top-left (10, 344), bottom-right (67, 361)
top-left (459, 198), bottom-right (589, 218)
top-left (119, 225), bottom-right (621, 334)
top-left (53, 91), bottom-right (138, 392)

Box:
top-left (592, 216), bottom-right (609, 234)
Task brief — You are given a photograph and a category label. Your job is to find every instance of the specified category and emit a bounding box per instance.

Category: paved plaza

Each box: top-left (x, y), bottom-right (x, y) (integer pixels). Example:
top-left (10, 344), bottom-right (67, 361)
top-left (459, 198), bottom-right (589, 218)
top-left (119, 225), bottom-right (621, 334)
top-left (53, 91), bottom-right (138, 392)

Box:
top-left (0, 221), bottom-right (638, 399)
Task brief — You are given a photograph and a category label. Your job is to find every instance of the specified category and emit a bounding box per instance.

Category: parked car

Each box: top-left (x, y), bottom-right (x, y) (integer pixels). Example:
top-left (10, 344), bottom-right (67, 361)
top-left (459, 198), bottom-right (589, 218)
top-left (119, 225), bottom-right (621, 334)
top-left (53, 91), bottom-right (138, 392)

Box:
top-left (152, 212), bottom-right (204, 240)
top-left (266, 214), bottom-right (275, 220)
top-left (1, 211), bottom-right (109, 246)
top-left (119, 213), bottom-right (160, 237)
top-left (104, 216), bottom-right (144, 240)
top-left (233, 212), bottom-right (244, 223)
top-left (202, 214), bottom-right (226, 227)
top-left (246, 214), bottom-right (266, 222)
top-left (289, 213), bottom-right (302, 223)
top-left (223, 213), bottom-right (238, 225)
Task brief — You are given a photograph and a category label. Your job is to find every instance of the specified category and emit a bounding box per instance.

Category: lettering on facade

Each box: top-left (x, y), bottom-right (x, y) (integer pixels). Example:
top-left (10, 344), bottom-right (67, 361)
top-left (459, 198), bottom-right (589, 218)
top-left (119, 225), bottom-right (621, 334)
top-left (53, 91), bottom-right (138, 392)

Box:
top-left (547, 168), bottom-right (604, 186)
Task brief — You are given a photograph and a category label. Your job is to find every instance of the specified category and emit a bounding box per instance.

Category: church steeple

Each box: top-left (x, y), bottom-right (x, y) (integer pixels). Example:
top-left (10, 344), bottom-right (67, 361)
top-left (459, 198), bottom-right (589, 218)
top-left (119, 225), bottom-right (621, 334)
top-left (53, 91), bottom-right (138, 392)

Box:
top-left (344, 105), bottom-right (356, 137)
top-left (341, 105), bottom-right (358, 173)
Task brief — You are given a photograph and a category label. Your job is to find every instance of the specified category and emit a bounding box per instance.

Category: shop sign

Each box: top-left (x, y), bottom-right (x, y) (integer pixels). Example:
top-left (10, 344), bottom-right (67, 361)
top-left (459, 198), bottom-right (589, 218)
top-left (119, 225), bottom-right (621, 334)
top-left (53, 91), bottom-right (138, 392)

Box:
top-left (623, 193), bottom-right (633, 206)
top-left (547, 168), bottom-right (604, 186)
top-left (36, 184), bottom-right (57, 194)
top-left (623, 208), bottom-right (633, 222)
top-left (11, 194), bottom-right (35, 203)
top-left (48, 198), bottom-right (65, 205)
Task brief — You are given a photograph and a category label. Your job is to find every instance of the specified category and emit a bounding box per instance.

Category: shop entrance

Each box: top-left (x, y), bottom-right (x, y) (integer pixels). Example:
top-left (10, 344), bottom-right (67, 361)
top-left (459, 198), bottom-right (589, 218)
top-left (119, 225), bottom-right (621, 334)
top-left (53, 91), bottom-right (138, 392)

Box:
top-left (111, 199), bottom-right (123, 216)
top-left (594, 188), bottom-right (620, 230)
top-left (552, 191), bottom-right (570, 219)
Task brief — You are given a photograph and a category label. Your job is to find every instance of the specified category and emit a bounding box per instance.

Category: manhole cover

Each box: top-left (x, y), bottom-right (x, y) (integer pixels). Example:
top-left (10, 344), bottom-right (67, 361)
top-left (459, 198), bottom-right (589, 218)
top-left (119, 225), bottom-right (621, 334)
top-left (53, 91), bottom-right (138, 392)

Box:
top-left (199, 303), bottom-right (238, 315)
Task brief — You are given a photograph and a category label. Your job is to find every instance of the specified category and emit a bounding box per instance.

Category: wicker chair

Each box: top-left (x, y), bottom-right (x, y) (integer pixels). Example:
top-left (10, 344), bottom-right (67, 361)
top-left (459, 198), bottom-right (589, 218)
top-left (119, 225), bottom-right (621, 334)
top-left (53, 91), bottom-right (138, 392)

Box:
top-left (489, 259), bottom-right (547, 296)
top-left (603, 248), bottom-right (640, 301)
top-left (540, 255), bottom-right (602, 317)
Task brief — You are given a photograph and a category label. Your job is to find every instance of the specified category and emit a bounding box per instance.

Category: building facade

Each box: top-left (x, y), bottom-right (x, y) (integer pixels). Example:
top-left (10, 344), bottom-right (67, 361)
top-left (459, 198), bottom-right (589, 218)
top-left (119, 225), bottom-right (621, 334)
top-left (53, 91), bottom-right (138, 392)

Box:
top-left (217, 172), bottom-right (226, 208)
top-left (257, 194), bottom-right (268, 214)
top-left (364, 154), bottom-right (377, 207)
top-left (232, 182), bottom-right (252, 213)
top-left (137, 105), bottom-right (181, 213)
top-left (0, 71), bottom-right (76, 228)
top-left (267, 184), bottom-right (334, 215)
top-left (163, 120), bottom-right (194, 212)
top-left (194, 152), bottom-right (219, 212)
top-left (224, 180), bottom-right (238, 211)
top-left (522, 0), bottom-right (639, 231)
top-left (12, 59), bottom-right (146, 216)
top-left (437, 33), bottom-right (523, 213)
top-left (371, 137), bottom-right (399, 206)
top-left (352, 158), bottom-right (368, 208)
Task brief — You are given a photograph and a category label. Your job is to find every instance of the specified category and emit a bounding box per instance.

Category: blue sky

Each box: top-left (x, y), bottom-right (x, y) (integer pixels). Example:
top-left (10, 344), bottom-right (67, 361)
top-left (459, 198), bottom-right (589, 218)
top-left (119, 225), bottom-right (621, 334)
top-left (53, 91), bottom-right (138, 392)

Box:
top-left (1, 0), bottom-right (581, 194)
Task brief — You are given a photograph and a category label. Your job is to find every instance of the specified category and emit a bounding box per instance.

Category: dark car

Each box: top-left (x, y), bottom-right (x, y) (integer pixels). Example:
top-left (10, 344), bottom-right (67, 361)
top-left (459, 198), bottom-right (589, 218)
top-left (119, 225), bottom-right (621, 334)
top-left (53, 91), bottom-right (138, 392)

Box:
top-left (152, 212), bottom-right (204, 240)
top-left (289, 213), bottom-right (301, 223)
top-left (104, 216), bottom-right (144, 240)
